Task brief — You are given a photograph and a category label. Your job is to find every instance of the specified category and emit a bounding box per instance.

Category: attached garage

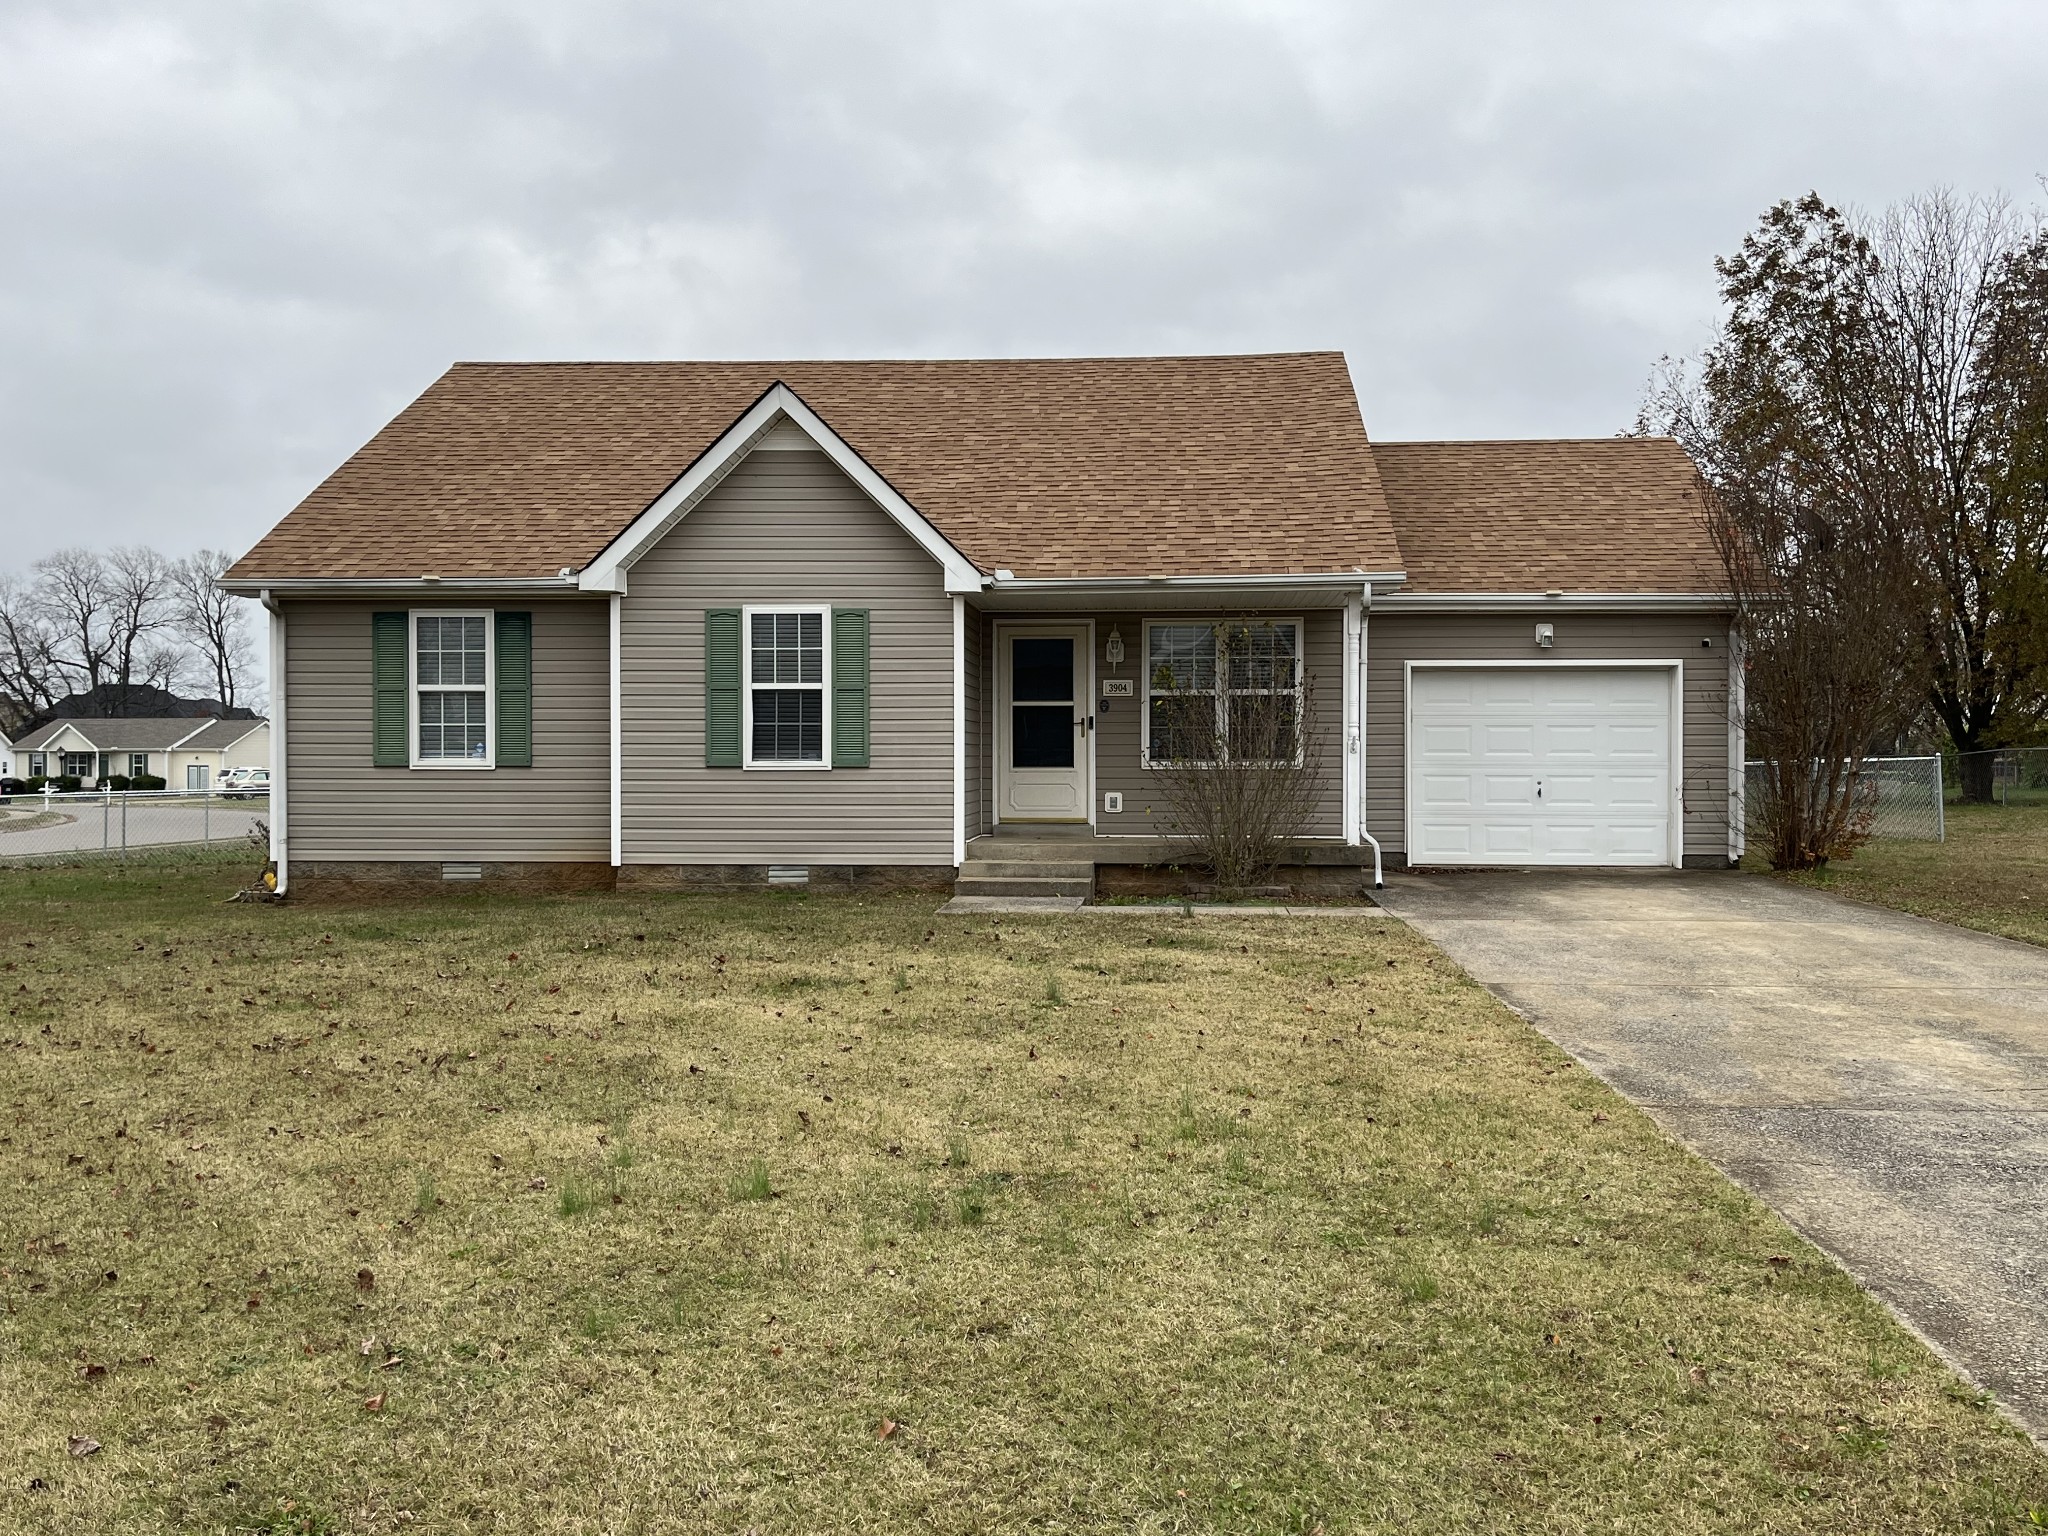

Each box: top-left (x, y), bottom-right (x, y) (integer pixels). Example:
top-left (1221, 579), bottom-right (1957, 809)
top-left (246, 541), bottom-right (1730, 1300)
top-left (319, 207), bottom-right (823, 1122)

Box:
top-left (1404, 662), bottom-right (1681, 868)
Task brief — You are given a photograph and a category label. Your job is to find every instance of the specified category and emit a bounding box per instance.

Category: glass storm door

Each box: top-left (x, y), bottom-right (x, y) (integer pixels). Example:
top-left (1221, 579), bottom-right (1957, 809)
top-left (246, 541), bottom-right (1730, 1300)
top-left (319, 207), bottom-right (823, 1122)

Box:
top-left (997, 627), bottom-right (1090, 822)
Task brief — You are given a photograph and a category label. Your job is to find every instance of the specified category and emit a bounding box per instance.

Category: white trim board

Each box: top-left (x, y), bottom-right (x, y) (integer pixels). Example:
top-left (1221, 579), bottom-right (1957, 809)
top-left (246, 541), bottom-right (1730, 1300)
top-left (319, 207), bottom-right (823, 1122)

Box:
top-left (578, 384), bottom-right (984, 596)
top-left (1401, 659), bottom-right (1685, 871)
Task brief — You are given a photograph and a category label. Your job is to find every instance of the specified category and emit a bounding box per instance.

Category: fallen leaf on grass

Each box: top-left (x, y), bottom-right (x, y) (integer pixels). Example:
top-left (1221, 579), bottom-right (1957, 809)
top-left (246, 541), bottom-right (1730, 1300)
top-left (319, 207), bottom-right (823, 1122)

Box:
top-left (68, 1436), bottom-right (100, 1457)
top-left (356, 1268), bottom-right (375, 1291)
top-left (877, 1418), bottom-right (899, 1440)
top-left (363, 1393), bottom-right (386, 1412)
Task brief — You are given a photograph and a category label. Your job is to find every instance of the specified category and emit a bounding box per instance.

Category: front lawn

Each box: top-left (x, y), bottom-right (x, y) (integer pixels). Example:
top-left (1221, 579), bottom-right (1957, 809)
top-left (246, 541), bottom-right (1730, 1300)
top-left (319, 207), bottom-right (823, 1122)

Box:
top-left (1, 865), bottom-right (2041, 1533)
top-left (1790, 803), bottom-right (2048, 949)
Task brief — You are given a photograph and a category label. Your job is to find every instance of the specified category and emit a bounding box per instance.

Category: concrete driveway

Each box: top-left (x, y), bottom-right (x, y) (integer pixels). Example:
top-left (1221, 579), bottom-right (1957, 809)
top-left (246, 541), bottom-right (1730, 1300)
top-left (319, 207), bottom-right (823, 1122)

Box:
top-left (1372, 869), bottom-right (2048, 1441)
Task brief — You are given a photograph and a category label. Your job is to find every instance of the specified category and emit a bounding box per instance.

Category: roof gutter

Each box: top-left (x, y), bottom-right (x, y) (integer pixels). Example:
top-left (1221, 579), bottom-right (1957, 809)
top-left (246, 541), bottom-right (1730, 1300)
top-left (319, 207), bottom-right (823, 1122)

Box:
top-left (220, 575), bottom-right (586, 599)
top-left (1372, 590), bottom-right (1732, 613)
top-left (984, 570), bottom-right (1406, 594)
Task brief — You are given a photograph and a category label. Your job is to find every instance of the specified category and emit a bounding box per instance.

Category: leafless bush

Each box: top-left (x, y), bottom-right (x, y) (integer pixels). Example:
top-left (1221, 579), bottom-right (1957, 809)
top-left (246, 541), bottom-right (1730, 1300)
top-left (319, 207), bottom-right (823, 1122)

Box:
top-left (1146, 619), bottom-right (1323, 890)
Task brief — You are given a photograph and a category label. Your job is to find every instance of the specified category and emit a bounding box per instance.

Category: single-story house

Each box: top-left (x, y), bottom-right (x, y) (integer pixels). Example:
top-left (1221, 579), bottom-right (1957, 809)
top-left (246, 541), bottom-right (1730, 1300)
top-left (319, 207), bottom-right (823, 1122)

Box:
top-left (10, 716), bottom-right (270, 790)
top-left (219, 353), bottom-right (1737, 899)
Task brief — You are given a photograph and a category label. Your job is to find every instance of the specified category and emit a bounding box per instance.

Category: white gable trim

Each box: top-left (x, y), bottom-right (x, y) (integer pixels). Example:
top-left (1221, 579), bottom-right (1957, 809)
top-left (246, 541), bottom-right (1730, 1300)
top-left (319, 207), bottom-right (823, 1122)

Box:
top-left (577, 383), bottom-right (986, 596)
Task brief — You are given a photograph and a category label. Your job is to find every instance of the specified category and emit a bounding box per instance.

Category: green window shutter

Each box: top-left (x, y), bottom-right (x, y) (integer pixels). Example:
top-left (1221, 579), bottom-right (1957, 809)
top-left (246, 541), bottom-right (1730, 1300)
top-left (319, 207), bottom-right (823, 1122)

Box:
top-left (832, 608), bottom-right (870, 768)
top-left (705, 609), bottom-right (742, 767)
top-left (495, 611), bottom-right (532, 767)
top-left (372, 611), bottom-right (409, 767)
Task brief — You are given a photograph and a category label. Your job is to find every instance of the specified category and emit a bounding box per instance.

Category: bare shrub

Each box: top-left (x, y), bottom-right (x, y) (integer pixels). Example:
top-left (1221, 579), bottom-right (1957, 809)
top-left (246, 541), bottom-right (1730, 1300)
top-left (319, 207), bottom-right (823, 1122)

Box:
top-left (1145, 619), bottom-right (1324, 891)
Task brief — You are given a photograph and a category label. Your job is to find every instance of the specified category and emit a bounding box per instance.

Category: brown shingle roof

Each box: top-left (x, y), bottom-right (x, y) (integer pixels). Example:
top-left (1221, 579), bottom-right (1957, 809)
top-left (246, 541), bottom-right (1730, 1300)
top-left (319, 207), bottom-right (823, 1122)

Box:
top-left (1370, 437), bottom-right (1724, 595)
top-left (225, 353), bottom-right (1404, 583)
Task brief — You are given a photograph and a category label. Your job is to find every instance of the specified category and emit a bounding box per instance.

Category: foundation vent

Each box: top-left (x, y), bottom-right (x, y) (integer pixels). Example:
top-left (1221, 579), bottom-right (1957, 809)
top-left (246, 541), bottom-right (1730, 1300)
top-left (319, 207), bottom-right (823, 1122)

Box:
top-left (767, 865), bottom-right (809, 887)
top-left (442, 862), bottom-right (483, 882)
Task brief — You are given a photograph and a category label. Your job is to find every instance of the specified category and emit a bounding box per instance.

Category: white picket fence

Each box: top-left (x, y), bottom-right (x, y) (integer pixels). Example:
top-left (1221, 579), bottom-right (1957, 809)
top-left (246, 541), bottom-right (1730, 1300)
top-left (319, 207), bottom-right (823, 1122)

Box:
top-left (1743, 755), bottom-right (1945, 842)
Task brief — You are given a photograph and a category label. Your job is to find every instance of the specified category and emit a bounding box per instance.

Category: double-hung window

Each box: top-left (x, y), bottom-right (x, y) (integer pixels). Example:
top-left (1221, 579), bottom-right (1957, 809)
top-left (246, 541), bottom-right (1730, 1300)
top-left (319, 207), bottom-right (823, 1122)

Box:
top-left (63, 751), bottom-right (95, 780)
top-left (745, 606), bottom-right (829, 767)
top-left (129, 754), bottom-right (149, 779)
top-left (411, 612), bottom-right (494, 767)
top-left (29, 752), bottom-right (46, 777)
top-left (1144, 619), bottom-right (1303, 766)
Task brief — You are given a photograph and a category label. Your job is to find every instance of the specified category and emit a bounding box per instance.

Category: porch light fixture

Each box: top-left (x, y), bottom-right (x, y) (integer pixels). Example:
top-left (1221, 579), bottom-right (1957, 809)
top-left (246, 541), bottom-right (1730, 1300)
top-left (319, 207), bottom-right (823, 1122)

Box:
top-left (1105, 627), bottom-right (1124, 670)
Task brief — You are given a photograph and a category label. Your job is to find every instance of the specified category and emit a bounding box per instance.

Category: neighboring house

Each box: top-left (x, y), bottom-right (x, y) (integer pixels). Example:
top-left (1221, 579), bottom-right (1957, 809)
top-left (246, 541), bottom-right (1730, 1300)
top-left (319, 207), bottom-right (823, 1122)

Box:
top-left (10, 717), bottom-right (271, 790)
top-left (219, 354), bottom-right (1735, 898)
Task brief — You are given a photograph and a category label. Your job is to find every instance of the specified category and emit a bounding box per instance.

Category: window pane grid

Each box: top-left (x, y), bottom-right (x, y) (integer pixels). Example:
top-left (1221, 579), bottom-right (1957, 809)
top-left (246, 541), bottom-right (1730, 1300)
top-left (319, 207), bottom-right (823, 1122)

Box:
top-left (417, 615), bottom-right (487, 687)
top-left (746, 610), bottom-right (827, 763)
top-left (752, 688), bottom-right (823, 762)
top-left (1147, 622), bottom-right (1301, 765)
top-left (751, 612), bottom-right (823, 685)
top-left (419, 690), bottom-right (488, 760)
top-left (414, 615), bottom-right (490, 762)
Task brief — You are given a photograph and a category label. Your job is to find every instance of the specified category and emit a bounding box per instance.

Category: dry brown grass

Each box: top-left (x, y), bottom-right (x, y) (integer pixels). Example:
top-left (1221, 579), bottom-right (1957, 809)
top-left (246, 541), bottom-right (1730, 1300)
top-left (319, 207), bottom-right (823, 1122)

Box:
top-left (1789, 803), bottom-right (2048, 948)
top-left (0, 864), bottom-right (2042, 1534)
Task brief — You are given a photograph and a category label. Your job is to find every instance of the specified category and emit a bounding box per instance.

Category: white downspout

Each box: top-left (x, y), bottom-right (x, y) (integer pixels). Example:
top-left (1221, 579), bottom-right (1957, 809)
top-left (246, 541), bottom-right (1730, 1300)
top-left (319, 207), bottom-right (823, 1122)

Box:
top-left (1357, 584), bottom-right (1382, 889)
top-left (952, 596), bottom-right (966, 867)
top-left (609, 594), bottom-right (623, 870)
top-left (261, 589), bottom-right (287, 895)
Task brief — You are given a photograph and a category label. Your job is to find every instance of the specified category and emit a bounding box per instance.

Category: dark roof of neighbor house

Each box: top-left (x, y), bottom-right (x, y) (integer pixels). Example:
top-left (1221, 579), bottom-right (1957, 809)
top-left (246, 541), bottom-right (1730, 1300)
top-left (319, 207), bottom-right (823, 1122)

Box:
top-left (1371, 437), bottom-right (1720, 594)
top-left (11, 716), bottom-right (266, 752)
top-left (225, 353), bottom-right (1405, 584)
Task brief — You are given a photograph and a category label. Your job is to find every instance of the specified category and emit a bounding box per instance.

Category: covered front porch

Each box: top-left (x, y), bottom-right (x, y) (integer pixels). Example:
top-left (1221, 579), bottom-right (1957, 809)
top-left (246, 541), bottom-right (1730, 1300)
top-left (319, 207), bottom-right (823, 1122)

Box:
top-left (964, 582), bottom-right (1384, 899)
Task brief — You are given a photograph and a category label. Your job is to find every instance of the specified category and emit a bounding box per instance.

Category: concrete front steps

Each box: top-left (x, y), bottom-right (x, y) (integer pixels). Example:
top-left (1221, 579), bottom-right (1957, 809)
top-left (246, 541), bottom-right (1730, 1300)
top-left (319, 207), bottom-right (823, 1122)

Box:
top-left (955, 830), bottom-right (1095, 899)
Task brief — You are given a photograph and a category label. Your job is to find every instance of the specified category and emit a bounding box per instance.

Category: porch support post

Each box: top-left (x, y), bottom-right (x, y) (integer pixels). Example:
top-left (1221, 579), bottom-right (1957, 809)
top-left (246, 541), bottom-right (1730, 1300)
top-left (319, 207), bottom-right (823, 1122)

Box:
top-left (952, 596), bottom-right (966, 866)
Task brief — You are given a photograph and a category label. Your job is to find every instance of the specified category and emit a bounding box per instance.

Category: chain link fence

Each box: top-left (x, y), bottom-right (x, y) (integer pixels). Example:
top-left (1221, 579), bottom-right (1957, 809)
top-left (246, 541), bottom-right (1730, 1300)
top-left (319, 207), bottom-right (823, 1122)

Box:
top-left (1745, 755), bottom-right (1946, 843)
top-left (1951, 746), bottom-right (2048, 807)
top-left (0, 788), bottom-right (269, 868)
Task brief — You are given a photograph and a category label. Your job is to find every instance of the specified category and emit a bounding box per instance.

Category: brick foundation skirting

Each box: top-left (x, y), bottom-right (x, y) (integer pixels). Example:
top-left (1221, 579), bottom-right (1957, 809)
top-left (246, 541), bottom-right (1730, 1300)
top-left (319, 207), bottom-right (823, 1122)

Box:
top-left (286, 861), bottom-right (957, 900)
top-left (616, 864), bottom-right (957, 894)
top-left (287, 861), bottom-right (616, 902)
top-left (1093, 863), bottom-right (1372, 899)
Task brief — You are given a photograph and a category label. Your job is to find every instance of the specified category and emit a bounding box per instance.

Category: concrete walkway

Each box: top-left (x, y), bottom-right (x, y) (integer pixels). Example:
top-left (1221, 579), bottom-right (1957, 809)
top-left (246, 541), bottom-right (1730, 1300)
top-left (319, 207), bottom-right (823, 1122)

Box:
top-left (1372, 869), bottom-right (2048, 1440)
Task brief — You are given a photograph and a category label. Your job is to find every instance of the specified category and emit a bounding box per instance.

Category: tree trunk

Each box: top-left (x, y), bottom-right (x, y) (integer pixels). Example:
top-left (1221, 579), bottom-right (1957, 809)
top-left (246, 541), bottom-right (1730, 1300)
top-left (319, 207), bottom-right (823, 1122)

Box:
top-left (1956, 749), bottom-right (1997, 803)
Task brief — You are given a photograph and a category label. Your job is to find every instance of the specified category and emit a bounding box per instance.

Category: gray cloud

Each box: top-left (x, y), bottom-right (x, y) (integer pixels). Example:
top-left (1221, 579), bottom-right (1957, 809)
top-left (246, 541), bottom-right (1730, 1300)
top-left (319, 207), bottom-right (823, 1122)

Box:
top-left (2, 0), bottom-right (2044, 570)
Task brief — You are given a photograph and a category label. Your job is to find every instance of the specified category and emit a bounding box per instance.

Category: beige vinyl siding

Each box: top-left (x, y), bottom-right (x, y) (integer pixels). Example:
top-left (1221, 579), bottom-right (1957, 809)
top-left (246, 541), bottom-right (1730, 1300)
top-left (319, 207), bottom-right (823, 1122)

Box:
top-left (1365, 611), bottom-right (1734, 863)
top-left (984, 609), bottom-right (1345, 838)
top-left (962, 604), bottom-right (986, 840)
top-left (283, 600), bottom-right (610, 862)
top-left (620, 449), bottom-right (953, 864)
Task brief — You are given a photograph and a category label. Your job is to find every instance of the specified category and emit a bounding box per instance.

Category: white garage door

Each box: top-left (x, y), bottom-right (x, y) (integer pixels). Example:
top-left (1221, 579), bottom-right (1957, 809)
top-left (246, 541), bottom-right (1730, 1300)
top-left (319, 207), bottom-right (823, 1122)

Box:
top-left (1408, 666), bottom-right (1676, 867)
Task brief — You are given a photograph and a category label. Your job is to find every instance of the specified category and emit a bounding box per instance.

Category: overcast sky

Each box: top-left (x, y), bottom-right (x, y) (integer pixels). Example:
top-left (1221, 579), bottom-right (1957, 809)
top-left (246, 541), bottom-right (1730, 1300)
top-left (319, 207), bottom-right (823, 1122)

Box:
top-left (3, 0), bottom-right (2045, 575)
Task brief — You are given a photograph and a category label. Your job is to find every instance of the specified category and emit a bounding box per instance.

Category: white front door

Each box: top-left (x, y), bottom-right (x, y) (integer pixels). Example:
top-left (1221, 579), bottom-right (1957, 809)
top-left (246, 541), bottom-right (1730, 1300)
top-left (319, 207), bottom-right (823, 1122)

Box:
top-left (996, 626), bottom-right (1091, 823)
top-left (1407, 665), bottom-right (1677, 866)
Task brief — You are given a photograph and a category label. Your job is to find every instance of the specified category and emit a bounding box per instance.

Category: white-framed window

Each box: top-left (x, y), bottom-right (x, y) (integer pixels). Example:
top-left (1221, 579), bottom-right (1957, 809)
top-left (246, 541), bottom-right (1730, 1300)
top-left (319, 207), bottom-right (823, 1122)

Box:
top-left (63, 751), bottom-right (95, 779)
top-left (410, 611), bottom-right (494, 768)
top-left (129, 753), bottom-right (149, 778)
top-left (744, 605), bottom-right (830, 768)
top-left (29, 752), bottom-right (46, 777)
top-left (1143, 618), bottom-right (1303, 767)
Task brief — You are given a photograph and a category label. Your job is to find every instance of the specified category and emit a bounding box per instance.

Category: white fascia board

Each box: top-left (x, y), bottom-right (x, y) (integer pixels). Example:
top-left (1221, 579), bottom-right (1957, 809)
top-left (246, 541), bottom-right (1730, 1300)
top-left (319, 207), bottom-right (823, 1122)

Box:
top-left (578, 383), bottom-right (985, 596)
top-left (1373, 591), bottom-right (1730, 613)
